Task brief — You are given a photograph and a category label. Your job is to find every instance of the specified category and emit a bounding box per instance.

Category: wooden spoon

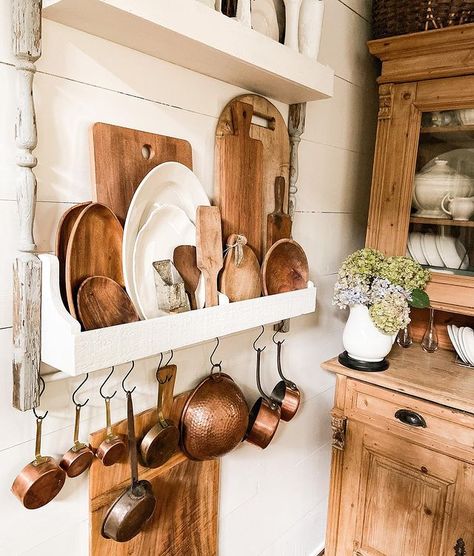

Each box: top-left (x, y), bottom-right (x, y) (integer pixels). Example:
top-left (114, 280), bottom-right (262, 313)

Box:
top-left (219, 234), bottom-right (261, 302)
top-left (196, 206), bottom-right (224, 308)
top-left (261, 239), bottom-right (309, 295)
top-left (266, 177), bottom-right (292, 251)
top-left (77, 276), bottom-right (140, 330)
top-left (173, 245), bottom-right (200, 310)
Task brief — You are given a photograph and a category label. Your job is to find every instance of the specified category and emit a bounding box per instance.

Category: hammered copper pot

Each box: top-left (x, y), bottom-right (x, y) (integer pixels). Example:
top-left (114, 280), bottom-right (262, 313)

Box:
top-left (180, 371), bottom-right (249, 460)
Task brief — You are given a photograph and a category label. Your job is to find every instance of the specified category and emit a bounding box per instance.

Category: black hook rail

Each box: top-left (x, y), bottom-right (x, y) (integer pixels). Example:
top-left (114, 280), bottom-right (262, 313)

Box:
top-left (99, 367), bottom-right (117, 400)
top-left (71, 373), bottom-right (90, 408)
top-left (121, 361), bottom-right (136, 395)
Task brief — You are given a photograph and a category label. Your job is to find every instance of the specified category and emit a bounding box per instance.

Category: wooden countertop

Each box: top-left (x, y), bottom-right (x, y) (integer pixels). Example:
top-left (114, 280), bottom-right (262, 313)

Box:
top-left (321, 344), bottom-right (474, 415)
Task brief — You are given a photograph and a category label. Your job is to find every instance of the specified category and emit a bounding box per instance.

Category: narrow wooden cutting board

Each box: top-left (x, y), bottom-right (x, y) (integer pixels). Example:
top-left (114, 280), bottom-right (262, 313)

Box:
top-left (267, 176), bottom-right (292, 250)
top-left (216, 95), bottom-right (290, 259)
top-left (91, 123), bottom-right (193, 223)
top-left (196, 206), bottom-right (223, 308)
top-left (216, 101), bottom-right (264, 260)
top-left (89, 393), bottom-right (218, 556)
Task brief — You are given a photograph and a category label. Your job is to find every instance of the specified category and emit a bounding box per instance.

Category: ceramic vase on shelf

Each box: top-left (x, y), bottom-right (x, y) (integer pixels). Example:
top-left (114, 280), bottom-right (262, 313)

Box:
top-left (342, 304), bottom-right (397, 363)
top-left (298, 0), bottom-right (324, 58)
top-left (283, 0), bottom-right (303, 51)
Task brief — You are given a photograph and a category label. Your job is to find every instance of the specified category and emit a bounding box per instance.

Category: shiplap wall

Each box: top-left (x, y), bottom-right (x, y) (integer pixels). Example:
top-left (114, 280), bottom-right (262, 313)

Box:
top-left (0, 1), bottom-right (377, 554)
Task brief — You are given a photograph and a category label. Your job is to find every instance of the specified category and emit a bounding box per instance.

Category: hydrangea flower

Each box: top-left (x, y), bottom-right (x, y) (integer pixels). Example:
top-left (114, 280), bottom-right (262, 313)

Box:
top-left (369, 292), bottom-right (411, 334)
top-left (339, 248), bottom-right (385, 280)
top-left (378, 256), bottom-right (430, 291)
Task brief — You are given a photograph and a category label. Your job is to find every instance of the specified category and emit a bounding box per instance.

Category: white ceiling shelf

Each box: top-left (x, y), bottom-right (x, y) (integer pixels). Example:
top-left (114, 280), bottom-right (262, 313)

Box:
top-left (40, 254), bottom-right (317, 376)
top-left (42, 0), bottom-right (334, 104)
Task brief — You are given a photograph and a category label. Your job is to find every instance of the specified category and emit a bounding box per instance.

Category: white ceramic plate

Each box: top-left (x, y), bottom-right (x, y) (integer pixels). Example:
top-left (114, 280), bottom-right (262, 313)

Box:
top-left (447, 324), bottom-right (468, 364)
top-left (132, 205), bottom-right (197, 319)
top-left (251, 0), bottom-right (279, 40)
top-left (123, 162), bottom-right (210, 307)
top-left (421, 233), bottom-right (444, 267)
top-left (435, 234), bottom-right (469, 270)
top-left (409, 232), bottom-right (428, 265)
top-left (461, 327), bottom-right (474, 366)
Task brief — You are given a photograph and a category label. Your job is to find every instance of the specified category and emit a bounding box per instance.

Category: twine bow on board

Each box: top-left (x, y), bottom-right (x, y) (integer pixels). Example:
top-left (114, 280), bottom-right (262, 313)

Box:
top-left (224, 235), bottom-right (247, 267)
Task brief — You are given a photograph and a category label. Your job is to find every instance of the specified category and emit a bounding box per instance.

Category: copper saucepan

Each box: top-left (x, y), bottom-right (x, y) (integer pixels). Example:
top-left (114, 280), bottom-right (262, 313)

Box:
top-left (102, 389), bottom-right (156, 542)
top-left (140, 364), bottom-right (179, 468)
top-left (245, 332), bottom-right (281, 449)
top-left (12, 412), bottom-right (66, 509)
top-left (271, 337), bottom-right (300, 422)
top-left (96, 368), bottom-right (127, 467)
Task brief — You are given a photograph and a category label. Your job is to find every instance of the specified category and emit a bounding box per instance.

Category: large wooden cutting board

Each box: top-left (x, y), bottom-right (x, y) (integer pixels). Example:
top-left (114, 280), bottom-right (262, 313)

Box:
top-left (216, 95), bottom-right (290, 259)
top-left (91, 123), bottom-right (193, 223)
top-left (89, 392), bottom-right (219, 556)
top-left (215, 101), bottom-right (264, 261)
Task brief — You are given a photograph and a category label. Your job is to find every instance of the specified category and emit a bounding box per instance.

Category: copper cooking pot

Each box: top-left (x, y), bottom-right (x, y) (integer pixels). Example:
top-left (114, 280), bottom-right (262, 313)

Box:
top-left (271, 338), bottom-right (300, 422)
top-left (245, 343), bottom-right (281, 449)
top-left (180, 343), bottom-right (248, 460)
top-left (12, 414), bottom-right (66, 509)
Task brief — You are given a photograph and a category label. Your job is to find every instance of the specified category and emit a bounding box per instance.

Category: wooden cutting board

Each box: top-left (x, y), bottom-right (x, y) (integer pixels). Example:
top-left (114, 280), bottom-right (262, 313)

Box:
top-left (90, 392), bottom-right (218, 556)
top-left (215, 101), bottom-right (264, 261)
top-left (196, 206), bottom-right (223, 308)
top-left (91, 123), bottom-right (193, 223)
top-left (216, 95), bottom-right (290, 259)
top-left (65, 203), bottom-right (124, 319)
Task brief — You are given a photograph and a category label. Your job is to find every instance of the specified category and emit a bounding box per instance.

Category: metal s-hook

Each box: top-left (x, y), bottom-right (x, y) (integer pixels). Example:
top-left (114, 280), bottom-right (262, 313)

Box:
top-left (99, 367), bottom-right (117, 400)
top-left (121, 361), bottom-right (136, 395)
top-left (209, 337), bottom-right (222, 377)
top-left (72, 373), bottom-right (90, 408)
top-left (253, 325), bottom-right (266, 352)
top-left (165, 350), bottom-right (174, 366)
top-left (272, 323), bottom-right (286, 346)
top-left (32, 376), bottom-right (48, 421)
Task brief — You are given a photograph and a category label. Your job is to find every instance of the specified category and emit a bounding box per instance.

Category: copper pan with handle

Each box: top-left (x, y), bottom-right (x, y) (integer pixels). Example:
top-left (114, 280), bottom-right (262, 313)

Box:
top-left (270, 330), bottom-right (300, 422)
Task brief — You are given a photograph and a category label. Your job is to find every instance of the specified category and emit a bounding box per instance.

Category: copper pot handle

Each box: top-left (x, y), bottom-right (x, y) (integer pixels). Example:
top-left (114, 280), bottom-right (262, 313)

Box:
top-left (104, 398), bottom-right (114, 438)
top-left (72, 405), bottom-right (87, 451)
top-left (276, 342), bottom-right (297, 390)
top-left (126, 391), bottom-right (139, 489)
top-left (33, 418), bottom-right (49, 466)
top-left (255, 349), bottom-right (278, 410)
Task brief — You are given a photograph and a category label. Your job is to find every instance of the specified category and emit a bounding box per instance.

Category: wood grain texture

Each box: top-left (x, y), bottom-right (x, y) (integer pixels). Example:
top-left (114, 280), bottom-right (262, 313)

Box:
top-left (77, 276), bottom-right (140, 330)
top-left (173, 246), bottom-right (200, 310)
top-left (55, 203), bottom-right (90, 308)
top-left (90, 122), bottom-right (193, 223)
top-left (65, 203), bottom-right (124, 319)
top-left (89, 392), bottom-right (218, 556)
top-left (215, 94), bottom-right (290, 256)
top-left (196, 206), bottom-right (223, 307)
top-left (261, 239), bottom-right (309, 295)
top-left (288, 103), bottom-right (306, 218)
top-left (409, 308), bottom-right (474, 351)
top-left (266, 176), bottom-right (292, 250)
top-left (215, 100), bottom-right (264, 260)
top-left (219, 234), bottom-right (261, 302)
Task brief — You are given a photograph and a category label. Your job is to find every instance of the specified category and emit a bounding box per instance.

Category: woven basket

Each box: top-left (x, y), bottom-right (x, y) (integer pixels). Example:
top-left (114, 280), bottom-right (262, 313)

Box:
top-left (373, 0), bottom-right (474, 39)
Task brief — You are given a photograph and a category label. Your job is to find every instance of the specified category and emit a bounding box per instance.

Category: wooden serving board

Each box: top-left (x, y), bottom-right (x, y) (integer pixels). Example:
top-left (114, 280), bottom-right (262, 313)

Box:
top-left (89, 393), bottom-right (219, 556)
top-left (91, 123), bottom-right (193, 223)
top-left (216, 95), bottom-right (290, 259)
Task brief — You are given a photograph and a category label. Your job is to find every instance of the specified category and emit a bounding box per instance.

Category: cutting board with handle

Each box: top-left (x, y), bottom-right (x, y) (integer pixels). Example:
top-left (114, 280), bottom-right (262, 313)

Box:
top-left (266, 176), bottom-right (292, 250)
top-left (215, 101), bottom-right (264, 261)
top-left (216, 95), bottom-right (290, 259)
top-left (89, 392), bottom-right (218, 556)
top-left (91, 123), bottom-right (193, 224)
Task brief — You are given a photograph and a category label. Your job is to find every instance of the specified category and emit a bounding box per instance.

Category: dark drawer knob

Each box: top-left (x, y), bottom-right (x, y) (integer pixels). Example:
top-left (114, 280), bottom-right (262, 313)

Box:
top-left (394, 409), bottom-right (427, 428)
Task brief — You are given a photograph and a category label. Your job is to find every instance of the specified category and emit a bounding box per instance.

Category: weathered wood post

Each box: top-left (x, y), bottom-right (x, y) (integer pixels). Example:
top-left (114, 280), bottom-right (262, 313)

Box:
top-left (11, 0), bottom-right (42, 410)
top-left (288, 102), bottom-right (306, 218)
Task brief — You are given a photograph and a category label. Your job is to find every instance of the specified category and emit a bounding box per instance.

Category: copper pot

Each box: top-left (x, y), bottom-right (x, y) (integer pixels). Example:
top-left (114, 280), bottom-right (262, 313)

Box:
top-left (270, 340), bottom-right (300, 422)
top-left (96, 397), bottom-right (127, 467)
top-left (180, 369), bottom-right (249, 460)
top-left (60, 405), bottom-right (94, 477)
top-left (245, 347), bottom-right (281, 449)
top-left (11, 417), bottom-right (66, 509)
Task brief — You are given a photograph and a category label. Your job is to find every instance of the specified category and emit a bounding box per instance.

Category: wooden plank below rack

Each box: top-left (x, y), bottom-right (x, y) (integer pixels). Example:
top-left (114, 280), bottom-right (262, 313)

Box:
top-left (410, 216), bottom-right (474, 228)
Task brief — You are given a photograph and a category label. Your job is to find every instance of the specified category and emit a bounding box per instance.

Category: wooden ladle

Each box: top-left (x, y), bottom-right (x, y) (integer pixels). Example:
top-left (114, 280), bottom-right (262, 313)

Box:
top-left (261, 238), bottom-right (309, 295)
top-left (173, 245), bottom-right (201, 310)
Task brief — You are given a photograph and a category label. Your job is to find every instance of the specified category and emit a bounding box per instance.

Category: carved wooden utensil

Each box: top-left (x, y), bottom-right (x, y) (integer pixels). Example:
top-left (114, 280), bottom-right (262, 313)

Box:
top-left (65, 202), bottom-right (124, 319)
top-left (77, 276), bottom-right (140, 331)
top-left (219, 234), bottom-right (261, 302)
top-left (261, 238), bottom-right (309, 295)
top-left (266, 176), bottom-right (292, 250)
top-left (173, 245), bottom-right (201, 310)
top-left (196, 206), bottom-right (223, 307)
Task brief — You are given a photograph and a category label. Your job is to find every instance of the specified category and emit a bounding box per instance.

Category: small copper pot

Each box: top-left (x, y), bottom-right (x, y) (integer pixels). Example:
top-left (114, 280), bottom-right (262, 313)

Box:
top-left (60, 405), bottom-right (94, 478)
top-left (245, 348), bottom-right (281, 449)
top-left (12, 417), bottom-right (66, 509)
top-left (96, 397), bottom-right (127, 467)
top-left (271, 340), bottom-right (300, 422)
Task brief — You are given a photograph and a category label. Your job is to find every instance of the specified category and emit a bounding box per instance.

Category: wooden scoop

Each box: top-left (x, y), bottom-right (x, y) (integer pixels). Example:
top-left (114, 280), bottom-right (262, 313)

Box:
top-left (173, 245), bottom-right (200, 310)
top-left (77, 276), bottom-right (140, 330)
top-left (262, 239), bottom-right (309, 295)
top-left (219, 234), bottom-right (261, 302)
top-left (266, 177), bottom-right (292, 251)
top-left (196, 206), bottom-right (223, 307)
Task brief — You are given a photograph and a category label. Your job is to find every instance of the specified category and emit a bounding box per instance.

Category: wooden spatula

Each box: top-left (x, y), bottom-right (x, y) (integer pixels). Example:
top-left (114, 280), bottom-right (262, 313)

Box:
top-left (173, 245), bottom-right (200, 310)
top-left (196, 206), bottom-right (223, 308)
top-left (219, 235), bottom-right (261, 302)
top-left (266, 176), bottom-right (292, 251)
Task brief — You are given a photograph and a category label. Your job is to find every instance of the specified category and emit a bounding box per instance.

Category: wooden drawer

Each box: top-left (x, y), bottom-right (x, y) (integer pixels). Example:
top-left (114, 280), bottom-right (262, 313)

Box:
top-left (344, 379), bottom-right (474, 463)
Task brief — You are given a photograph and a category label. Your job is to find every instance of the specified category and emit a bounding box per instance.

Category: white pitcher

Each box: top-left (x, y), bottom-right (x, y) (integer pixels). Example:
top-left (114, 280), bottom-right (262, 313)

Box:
top-left (442, 194), bottom-right (474, 221)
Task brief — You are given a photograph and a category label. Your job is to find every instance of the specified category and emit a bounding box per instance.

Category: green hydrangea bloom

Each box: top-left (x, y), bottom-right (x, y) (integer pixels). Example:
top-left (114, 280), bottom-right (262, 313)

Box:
top-left (369, 292), bottom-right (411, 334)
top-left (378, 256), bottom-right (430, 291)
top-left (339, 248), bottom-right (385, 280)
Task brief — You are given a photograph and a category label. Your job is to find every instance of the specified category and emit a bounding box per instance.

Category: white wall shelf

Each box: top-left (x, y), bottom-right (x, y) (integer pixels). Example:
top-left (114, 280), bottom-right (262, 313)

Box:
top-left (42, 0), bottom-right (334, 104)
top-left (40, 254), bottom-right (317, 376)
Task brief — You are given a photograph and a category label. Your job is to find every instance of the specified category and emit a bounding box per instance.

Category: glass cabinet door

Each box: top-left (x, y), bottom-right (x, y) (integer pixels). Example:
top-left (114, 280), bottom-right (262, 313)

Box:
top-left (408, 109), bottom-right (474, 276)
